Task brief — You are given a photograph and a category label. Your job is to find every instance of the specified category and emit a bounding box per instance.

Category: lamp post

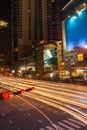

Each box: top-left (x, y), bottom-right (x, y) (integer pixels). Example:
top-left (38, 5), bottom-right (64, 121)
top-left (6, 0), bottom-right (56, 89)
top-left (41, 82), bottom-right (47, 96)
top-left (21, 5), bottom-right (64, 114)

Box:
top-left (69, 62), bottom-right (72, 83)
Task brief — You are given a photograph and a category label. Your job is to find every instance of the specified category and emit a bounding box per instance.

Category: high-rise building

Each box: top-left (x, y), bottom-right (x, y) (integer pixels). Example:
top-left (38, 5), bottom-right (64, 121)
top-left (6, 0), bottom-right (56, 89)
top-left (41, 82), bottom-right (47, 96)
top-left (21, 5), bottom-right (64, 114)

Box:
top-left (11, 0), bottom-right (62, 78)
top-left (33, 0), bottom-right (62, 78)
top-left (12, 0), bottom-right (36, 67)
top-left (39, 0), bottom-right (62, 41)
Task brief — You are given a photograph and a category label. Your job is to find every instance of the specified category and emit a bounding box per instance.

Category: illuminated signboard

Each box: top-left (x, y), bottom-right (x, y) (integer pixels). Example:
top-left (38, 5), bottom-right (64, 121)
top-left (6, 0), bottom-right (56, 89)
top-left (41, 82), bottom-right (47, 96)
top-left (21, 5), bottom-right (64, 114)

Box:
top-left (64, 9), bottom-right (87, 51)
top-left (43, 50), bottom-right (57, 66)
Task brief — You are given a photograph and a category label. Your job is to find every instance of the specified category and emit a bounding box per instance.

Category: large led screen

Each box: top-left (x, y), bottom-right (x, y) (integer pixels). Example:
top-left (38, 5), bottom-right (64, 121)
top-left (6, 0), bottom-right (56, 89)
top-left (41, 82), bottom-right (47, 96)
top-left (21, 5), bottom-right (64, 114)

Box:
top-left (43, 50), bottom-right (57, 67)
top-left (64, 9), bottom-right (87, 51)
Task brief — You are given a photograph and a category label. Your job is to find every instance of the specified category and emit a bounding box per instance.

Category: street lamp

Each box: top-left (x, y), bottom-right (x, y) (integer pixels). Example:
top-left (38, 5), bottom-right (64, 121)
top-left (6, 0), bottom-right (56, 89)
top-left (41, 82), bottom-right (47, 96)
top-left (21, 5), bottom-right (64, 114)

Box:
top-left (0, 20), bottom-right (8, 28)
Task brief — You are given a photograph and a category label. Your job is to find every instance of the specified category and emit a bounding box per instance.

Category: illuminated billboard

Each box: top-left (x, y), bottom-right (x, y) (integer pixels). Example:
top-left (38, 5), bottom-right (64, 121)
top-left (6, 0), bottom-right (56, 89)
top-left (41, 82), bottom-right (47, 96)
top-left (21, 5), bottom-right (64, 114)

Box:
top-left (64, 9), bottom-right (87, 51)
top-left (43, 49), bottom-right (57, 67)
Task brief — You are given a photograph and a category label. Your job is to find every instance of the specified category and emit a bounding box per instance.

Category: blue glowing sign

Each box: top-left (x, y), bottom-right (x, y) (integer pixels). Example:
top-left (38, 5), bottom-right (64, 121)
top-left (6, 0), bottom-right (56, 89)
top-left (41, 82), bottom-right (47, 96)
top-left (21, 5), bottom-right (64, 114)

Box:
top-left (65, 9), bottom-right (87, 51)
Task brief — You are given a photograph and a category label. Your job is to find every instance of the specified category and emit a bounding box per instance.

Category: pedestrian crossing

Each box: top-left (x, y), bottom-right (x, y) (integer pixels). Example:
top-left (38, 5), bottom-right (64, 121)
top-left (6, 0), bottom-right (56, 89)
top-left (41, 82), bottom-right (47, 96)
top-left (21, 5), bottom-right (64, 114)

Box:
top-left (39, 117), bottom-right (86, 130)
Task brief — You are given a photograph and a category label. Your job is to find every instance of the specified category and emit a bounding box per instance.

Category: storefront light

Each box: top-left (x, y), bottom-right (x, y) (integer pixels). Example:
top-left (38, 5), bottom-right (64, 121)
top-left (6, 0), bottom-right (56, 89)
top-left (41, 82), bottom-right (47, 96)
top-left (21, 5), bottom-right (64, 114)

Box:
top-left (11, 70), bottom-right (15, 74)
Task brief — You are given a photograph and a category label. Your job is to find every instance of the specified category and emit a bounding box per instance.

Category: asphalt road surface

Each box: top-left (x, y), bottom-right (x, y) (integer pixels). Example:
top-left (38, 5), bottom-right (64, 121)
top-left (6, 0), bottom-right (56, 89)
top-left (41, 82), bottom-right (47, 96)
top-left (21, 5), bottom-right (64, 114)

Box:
top-left (0, 75), bottom-right (87, 130)
top-left (0, 94), bottom-right (87, 130)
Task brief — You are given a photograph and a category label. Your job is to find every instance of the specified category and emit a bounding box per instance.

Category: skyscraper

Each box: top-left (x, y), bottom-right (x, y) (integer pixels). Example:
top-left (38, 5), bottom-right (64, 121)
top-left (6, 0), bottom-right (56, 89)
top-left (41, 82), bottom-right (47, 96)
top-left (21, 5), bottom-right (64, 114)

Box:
top-left (12, 0), bottom-right (36, 67)
top-left (12, 0), bottom-right (62, 78)
top-left (36, 0), bottom-right (62, 41)
top-left (34, 0), bottom-right (62, 77)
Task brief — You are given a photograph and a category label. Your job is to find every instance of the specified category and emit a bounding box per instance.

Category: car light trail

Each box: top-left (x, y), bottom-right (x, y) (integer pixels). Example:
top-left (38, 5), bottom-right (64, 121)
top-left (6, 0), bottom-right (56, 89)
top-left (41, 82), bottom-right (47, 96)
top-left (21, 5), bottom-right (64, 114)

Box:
top-left (0, 75), bottom-right (87, 124)
top-left (23, 92), bottom-right (87, 124)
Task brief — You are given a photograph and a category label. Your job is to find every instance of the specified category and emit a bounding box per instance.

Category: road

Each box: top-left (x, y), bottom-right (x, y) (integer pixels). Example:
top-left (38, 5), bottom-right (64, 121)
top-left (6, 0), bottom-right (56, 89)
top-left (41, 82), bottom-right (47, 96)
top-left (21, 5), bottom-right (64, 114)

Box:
top-left (0, 75), bottom-right (87, 130)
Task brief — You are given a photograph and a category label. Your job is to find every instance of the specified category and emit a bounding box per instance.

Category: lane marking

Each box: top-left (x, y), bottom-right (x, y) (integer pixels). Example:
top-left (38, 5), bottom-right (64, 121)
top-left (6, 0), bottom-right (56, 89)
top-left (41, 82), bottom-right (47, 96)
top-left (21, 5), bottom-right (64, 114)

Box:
top-left (9, 120), bottom-right (13, 124)
top-left (68, 118), bottom-right (85, 126)
top-left (38, 119), bottom-right (43, 123)
top-left (63, 120), bottom-right (81, 128)
top-left (46, 126), bottom-right (55, 130)
top-left (58, 122), bottom-right (75, 130)
top-left (53, 124), bottom-right (65, 130)
top-left (27, 113), bottom-right (31, 116)
top-left (2, 113), bottom-right (5, 117)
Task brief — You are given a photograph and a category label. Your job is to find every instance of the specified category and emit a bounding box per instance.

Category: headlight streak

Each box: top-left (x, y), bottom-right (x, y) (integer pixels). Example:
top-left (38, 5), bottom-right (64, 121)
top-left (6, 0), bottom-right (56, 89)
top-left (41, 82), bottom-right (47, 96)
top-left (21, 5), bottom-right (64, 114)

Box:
top-left (66, 105), bottom-right (87, 117)
top-left (34, 86), bottom-right (87, 100)
top-left (0, 76), bottom-right (87, 97)
top-left (0, 76), bottom-right (87, 124)
top-left (1, 81), bottom-right (87, 109)
top-left (33, 83), bottom-right (87, 95)
top-left (1, 82), bottom-right (87, 123)
top-left (28, 79), bottom-right (87, 91)
top-left (0, 80), bottom-right (87, 102)
top-left (32, 90), bottom-right (87, 109)
top-left (0, 84), bottom-right (87, 115)
top-left (1, 77), bottom-right (87, 102)
top-left (23, 92), bottom-right (87, 124)
top-left (0, 80), bottom-right (87, 110)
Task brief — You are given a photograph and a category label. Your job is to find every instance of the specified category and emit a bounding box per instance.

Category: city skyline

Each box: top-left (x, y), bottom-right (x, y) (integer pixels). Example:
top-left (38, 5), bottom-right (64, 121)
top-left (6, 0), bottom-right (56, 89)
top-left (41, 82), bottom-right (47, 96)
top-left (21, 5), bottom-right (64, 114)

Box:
top-left (1, 0), bottom-right (87, 79)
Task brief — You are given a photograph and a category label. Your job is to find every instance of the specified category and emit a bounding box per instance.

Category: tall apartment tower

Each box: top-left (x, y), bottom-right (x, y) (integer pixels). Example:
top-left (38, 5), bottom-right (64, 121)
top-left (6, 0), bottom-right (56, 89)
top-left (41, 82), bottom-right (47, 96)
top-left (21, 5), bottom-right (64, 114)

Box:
top-left (12, 0), bottom-right (36, 67)
top-left (34, 0), bottom-right (62, 77)
top-left (32, 0), bottom-right (62, 42)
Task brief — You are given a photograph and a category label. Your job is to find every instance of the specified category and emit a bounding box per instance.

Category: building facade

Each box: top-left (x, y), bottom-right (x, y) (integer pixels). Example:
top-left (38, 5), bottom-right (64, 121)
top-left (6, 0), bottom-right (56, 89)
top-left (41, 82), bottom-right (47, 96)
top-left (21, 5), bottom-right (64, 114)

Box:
top-left (11, 0), bottom-right (62, 77)
top-left (11, 0), bottom-right (36, 67)
top-left (33, 0), bottom-right (62, 78)
top-left (61, 0), bottom-right (87, 79)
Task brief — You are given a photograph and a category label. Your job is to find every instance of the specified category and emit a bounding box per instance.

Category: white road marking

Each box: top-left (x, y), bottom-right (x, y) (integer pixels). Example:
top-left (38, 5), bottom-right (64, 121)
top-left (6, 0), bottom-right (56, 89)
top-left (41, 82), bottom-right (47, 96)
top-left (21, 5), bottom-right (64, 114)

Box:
top-left (58, 122), bottom-right (75, 130)
top-left (63, 120), bottom-right (81, 128)
top-left (68, 118), bottom-right (85, 126)
top-left (53, 123), bottom-right (65, 130)
top-left (46, 126), bottom-right (55, 130)
top-left (27, 113), bottom-right (31, 116)
top-left (38, 119), bottom-right (43, 123)
top-left (9, 120), bottom-right (13, 124)
top-left (2, 113), bottom-right (5, 117)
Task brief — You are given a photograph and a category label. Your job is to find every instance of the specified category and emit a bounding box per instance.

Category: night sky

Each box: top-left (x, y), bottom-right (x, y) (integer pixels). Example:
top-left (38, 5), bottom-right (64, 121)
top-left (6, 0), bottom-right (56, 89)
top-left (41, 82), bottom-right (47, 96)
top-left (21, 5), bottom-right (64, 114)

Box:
top-left (0, 0), bottom-right (11, 22)
top-left (60, 0), bottom-right (70, 8)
